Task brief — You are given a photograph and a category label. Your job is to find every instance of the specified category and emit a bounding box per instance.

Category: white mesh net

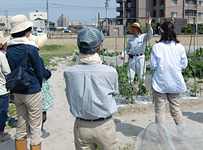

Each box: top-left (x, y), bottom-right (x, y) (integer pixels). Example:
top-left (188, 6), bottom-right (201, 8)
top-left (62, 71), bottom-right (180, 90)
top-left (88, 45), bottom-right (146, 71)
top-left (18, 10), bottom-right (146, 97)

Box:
top-left (134, 122), bottom-right (203, 150)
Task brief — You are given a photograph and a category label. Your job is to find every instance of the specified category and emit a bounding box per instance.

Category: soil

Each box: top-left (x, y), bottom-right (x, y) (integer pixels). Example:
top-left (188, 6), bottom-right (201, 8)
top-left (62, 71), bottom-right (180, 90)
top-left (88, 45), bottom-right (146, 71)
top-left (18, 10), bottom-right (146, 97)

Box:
top-left (1, 57), bottom-right (203, 150)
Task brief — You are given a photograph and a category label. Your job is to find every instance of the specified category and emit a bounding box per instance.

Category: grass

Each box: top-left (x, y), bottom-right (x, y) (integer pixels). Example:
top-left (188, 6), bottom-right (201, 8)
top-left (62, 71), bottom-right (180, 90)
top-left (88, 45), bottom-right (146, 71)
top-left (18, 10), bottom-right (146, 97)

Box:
top-left (41, 55), bottom-right (66, 66)
top-left (7, 103), bottom-right (18, 129)
top-left (39, 45), bottom-right (77, 54)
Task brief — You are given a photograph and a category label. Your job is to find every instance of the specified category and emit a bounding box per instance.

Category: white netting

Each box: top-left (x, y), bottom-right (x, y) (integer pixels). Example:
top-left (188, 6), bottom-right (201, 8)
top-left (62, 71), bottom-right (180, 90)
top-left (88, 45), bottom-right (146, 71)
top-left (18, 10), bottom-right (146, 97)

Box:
top-left (134, 122), bottom-right (203, 150)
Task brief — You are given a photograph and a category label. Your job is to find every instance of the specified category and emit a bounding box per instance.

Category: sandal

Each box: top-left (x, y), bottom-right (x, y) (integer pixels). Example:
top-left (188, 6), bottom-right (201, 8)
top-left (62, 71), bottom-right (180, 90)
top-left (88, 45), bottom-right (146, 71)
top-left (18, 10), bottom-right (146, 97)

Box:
top-left (0, 132), bottom-right (11, 142)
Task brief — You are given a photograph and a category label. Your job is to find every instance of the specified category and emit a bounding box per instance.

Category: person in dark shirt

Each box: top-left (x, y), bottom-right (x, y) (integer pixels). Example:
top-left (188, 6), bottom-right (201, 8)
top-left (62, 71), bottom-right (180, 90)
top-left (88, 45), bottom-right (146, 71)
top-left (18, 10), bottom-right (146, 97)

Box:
top-left (6, 14), bottom-right (43, 150)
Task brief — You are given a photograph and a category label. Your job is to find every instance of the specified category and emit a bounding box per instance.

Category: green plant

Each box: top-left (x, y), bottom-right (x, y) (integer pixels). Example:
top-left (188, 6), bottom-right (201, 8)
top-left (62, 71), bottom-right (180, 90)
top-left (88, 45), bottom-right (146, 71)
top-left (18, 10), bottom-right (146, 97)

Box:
top-left (72, 50), bottom-right (79, 62)
top-left (182, 24), bottom-right (194, 33)
top-left (196, 47), bottom-right (203, 57)
top-left (98, 48), bottom-right (121, 57)
top-left (116, 63), bottom-right (137, 103)
top-left (190, 81), bottom-right (202, 96)
top-left (182, 60), bottom-right (203, 79)
top-left (144, 46), bottom-right (152, 61)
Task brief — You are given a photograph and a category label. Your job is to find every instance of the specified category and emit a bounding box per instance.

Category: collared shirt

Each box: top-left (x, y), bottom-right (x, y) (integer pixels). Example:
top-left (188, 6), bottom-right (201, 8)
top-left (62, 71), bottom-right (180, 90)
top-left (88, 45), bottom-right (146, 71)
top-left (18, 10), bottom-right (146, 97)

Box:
top-left (64, 63), bottom-right (118, 120)
top-left (123, 27), bottom-right (153, 56)
top-left (149, 41), bottom-right (188, 93)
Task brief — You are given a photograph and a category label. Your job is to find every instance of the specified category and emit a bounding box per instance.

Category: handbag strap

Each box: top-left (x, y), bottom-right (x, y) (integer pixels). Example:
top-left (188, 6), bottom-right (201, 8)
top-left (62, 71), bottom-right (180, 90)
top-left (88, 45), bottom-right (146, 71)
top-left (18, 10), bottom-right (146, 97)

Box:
top-left (20, 45), bottom-right (30, 67)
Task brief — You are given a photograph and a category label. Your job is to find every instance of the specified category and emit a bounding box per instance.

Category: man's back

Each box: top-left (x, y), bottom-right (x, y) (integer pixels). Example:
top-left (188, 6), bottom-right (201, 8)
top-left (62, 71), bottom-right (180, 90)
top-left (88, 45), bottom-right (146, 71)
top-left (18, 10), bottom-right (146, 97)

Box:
top-left (64, 63), bottom-right (118, 120)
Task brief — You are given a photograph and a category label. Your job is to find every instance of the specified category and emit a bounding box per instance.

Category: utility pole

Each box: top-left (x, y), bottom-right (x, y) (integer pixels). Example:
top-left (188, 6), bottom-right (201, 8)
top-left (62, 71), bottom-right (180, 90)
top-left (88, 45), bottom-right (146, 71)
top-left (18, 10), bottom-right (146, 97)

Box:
top-left (5, 10), bottom-right (9, 35)
top-left (122, 0), bottom-right (126, 33)
top-left (105, 0), bottom-right (110, 36)
top-left (46, 0), bottom-right (49, 34)
top-left (196, 2), bottom-right (198, 35)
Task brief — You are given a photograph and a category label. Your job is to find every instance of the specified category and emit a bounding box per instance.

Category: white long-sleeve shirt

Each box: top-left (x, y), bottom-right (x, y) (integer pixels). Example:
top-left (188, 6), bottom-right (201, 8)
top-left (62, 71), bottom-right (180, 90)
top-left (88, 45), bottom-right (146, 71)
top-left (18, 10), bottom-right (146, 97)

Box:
top-left (122, 27), bottom-right (153, 56)
top-left (64, 63), bottom-right (118, 120)
top-left (149, 41), bottom-right (188, 93)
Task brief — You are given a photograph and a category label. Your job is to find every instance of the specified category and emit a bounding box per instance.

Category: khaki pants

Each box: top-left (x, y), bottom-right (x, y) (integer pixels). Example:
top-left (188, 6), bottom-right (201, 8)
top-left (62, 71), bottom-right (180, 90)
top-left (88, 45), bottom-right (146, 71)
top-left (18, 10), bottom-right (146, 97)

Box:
top-left (14, 92), bottom-right (42, 146)
top-left (74, 117), bottom-right (117, 150)
top-left (153, 89), bottom-right (185, 125)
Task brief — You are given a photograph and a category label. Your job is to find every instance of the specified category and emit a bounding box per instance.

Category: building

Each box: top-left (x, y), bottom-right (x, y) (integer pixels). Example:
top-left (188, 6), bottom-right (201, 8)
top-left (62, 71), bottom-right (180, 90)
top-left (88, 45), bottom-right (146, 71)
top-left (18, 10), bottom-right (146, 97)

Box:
top-left (0, 15), bottom-right (13, 35)
top-left (57, 14), bottom-right (69, 28)
top-left (30, 11), bottom-right (56, 33)
top-left (31, 18), bottom-right (46, 33)
top-left (30, 10), bottom-right (47, 21)
top-left (116, 0), bottom-right (203, 33)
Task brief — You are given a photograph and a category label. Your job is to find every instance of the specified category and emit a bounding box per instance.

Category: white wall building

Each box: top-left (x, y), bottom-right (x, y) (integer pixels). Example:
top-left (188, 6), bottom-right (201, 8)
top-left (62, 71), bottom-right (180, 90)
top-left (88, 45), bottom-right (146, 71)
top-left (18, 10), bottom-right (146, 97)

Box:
top-left (30, 10), bottom-right (47, 21)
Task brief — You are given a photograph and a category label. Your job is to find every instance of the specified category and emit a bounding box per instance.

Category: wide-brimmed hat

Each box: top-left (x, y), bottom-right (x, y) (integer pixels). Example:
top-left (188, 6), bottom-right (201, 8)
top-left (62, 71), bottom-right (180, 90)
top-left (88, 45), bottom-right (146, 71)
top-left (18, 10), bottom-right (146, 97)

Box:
top-left (77, 27), bottom-right (104, 54)
top-left (28, 33), bottom-right (47, 49)
top-left (10, 15), bottom-right (33, 34)
top-left (0, 35), bottom-right (11, 48)
top-left (127, 22), bottom-right (143, 34)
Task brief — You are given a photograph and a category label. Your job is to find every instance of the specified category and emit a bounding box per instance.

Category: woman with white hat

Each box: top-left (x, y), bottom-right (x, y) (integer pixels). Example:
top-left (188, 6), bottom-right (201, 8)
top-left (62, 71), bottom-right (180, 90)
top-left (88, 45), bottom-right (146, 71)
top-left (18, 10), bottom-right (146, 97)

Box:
top-left (120, 18), bottom-right (153, 85)
top-left (6, 14), bottom-right (44, 150)
top-left (0, 35), bottom-right (11, 142)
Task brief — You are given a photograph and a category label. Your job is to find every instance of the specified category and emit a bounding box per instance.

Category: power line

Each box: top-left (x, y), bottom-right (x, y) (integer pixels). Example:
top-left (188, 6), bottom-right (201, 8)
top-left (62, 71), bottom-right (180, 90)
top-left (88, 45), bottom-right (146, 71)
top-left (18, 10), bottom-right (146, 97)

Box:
top-left (49, 3), bottom-right (116, 10)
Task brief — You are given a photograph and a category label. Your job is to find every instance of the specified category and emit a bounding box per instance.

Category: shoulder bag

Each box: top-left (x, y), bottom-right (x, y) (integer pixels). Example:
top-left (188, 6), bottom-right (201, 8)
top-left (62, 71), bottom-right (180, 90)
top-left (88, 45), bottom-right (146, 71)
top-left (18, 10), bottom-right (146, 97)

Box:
top-left (6, 46), bottom-right (30, 93)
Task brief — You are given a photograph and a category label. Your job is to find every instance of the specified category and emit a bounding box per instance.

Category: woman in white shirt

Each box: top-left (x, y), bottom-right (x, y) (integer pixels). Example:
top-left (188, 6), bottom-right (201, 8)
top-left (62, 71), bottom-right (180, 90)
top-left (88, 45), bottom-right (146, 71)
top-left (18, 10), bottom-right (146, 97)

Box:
top-left (0, 36), bottom-right (11, 142)
top-left (149, 21), bottom-right (188, 127)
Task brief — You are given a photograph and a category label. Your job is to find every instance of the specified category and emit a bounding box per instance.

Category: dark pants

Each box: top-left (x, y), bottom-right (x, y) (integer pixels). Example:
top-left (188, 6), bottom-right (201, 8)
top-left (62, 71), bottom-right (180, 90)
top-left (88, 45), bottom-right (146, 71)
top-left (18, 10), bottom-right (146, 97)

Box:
top-left (0, 93), bottom-right (10, 132)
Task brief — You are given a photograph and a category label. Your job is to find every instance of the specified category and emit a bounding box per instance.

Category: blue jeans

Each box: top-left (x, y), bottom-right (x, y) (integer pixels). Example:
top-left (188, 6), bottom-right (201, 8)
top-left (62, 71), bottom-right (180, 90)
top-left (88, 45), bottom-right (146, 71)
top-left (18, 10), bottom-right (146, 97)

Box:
top-left (0, 93), bottom-right (10, 132)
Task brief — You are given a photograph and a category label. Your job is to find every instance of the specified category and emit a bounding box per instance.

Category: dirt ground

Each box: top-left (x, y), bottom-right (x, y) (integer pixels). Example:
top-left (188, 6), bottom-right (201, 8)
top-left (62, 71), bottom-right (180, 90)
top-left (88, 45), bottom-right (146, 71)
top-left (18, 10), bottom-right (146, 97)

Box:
top-left (1, 57), bottom-right (203, 150)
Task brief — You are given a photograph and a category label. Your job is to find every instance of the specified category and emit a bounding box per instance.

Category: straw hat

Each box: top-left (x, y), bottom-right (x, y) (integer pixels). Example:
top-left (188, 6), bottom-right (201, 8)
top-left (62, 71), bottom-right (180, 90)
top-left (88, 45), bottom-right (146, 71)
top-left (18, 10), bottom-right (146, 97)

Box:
top-left (29, 33), bottom-right (47, 49)
top-left (127, 22), bottom-right (143, 34)
top-left (0, 35), bottom-right (11, 48)
top-left (10, 15), bottom-right (33, 34)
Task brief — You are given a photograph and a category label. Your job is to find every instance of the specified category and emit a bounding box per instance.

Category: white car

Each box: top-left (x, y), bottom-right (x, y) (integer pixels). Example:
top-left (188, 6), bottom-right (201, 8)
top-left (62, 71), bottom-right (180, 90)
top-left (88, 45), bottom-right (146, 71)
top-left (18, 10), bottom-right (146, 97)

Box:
top-left (63, 29), bottom-right (71, 33)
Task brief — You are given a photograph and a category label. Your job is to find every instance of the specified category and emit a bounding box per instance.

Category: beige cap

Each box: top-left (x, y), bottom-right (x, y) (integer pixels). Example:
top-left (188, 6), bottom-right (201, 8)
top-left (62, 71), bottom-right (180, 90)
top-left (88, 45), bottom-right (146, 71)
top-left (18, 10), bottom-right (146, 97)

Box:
top-left (10, 15), bottom-right (33, 34)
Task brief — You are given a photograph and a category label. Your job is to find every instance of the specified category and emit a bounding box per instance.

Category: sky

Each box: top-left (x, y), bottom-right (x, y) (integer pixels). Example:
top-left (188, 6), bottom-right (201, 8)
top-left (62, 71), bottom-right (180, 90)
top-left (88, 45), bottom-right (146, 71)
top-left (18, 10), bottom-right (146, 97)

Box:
top-left (0, 0), bottom-right (118, 25)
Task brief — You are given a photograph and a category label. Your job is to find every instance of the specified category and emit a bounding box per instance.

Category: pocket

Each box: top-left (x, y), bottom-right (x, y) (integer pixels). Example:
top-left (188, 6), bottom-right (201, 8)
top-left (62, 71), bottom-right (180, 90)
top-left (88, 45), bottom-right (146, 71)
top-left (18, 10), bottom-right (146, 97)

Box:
top-left (99, 119), bottom-right (115, 135)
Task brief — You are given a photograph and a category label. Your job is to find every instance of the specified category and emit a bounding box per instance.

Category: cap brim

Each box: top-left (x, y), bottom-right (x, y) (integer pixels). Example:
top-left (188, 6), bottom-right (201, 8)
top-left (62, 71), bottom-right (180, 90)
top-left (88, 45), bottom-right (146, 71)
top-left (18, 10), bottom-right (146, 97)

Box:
top-left (0, 36), bottom-right (11, 45)
top-left (127, 25), bottom-right (143, 34)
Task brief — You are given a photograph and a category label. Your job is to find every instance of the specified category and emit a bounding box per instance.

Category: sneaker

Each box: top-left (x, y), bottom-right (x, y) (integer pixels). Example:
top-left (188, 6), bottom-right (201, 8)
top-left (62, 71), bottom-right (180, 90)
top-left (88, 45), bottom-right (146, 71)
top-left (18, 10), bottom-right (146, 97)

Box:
top-left (7, 116), bottom-right (15, 122)
top-left (0, 133), bottom-right (11, 142)
top-left (42, 129), bottom-right (50, 138)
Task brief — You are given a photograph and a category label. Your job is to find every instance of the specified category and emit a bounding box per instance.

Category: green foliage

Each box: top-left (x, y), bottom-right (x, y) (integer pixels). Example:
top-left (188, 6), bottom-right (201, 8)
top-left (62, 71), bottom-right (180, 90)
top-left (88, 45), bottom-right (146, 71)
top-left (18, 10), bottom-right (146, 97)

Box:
top-left (182, 24), bottom-right (194, 33)
top-left (40, 45), bottom-right (77, 54)
top-left (196, 47), bottom-right (203, 57)
top-left (116, 63), bottom-right (137, 103)
top-left (7, 103), bottom-right (16, 118)
top-left (151, 22), bottom-right (157, 29)
top-left (198, 24), bottom-right (203, 34)
top-left (72, 51), bottom-right (79, 62)
top-left (182, 60), bottom-right (203, 79)
top-left (116, 63), bottom-right (152, 103)
top-left (190, 81), bottom-right (202, 95)
top-left (98, 48), bottom-right (121, 57)
top-left (144, 46), bottom-right (152, 61)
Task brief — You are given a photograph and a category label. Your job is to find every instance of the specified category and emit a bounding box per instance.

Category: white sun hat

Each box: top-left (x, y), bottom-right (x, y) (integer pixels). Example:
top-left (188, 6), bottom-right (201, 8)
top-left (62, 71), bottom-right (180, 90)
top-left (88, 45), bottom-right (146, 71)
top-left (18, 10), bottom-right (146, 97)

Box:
top-left (10, 14), bottom-right (33, 34)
